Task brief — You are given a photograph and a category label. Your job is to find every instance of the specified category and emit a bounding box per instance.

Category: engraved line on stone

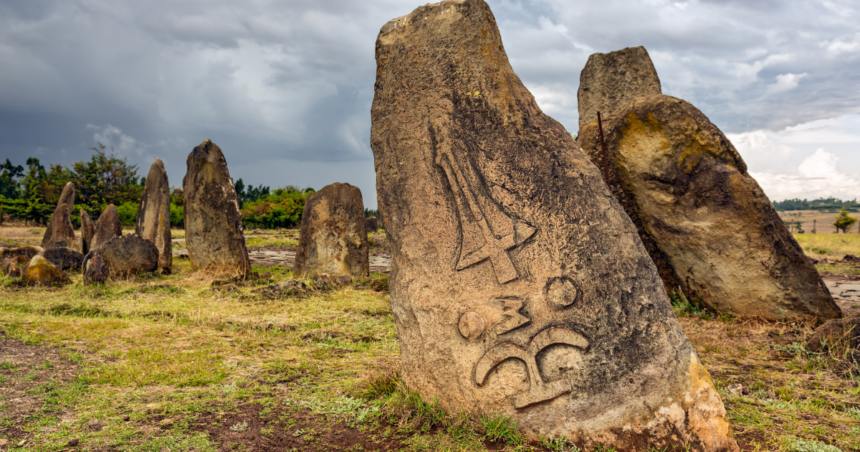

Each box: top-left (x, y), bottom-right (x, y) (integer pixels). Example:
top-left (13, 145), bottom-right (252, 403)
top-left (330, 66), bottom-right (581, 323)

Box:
top-left (435, 148), bottom-right (534, 284)
top-left (494, 298), bottom-right (530, 335)
top-left (474, 327), bottom-right (589, 409)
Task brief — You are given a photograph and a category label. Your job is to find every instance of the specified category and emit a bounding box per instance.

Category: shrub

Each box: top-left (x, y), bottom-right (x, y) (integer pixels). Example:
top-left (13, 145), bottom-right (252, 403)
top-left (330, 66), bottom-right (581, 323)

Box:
top-left (115, 201), bottom-right (139, 227)
top-left (240, 186), bottom-right (313, 229)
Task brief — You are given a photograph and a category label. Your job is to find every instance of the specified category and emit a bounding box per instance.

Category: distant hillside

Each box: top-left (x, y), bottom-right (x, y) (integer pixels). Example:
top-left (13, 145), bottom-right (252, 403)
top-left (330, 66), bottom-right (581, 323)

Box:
top-left (773, 197), bottom-right (860, 212)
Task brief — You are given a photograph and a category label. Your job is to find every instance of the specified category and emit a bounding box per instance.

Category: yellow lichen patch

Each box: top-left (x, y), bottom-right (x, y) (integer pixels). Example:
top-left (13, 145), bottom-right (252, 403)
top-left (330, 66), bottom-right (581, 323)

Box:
top-left (617, 112), bottom-right (671, 186)
top-left (676, 118), bottom-right (726, 174)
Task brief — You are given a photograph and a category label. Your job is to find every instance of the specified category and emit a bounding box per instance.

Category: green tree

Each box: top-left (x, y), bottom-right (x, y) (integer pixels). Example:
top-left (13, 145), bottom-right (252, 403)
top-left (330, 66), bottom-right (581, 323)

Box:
top-left (833, 209), bottom-right (858, 233)
top-left (0, 159), bottom-right (24, 199)
top-left (71, 144), bottom-right (142, 218)
top-left (234, 178), bottom-right (271, 206)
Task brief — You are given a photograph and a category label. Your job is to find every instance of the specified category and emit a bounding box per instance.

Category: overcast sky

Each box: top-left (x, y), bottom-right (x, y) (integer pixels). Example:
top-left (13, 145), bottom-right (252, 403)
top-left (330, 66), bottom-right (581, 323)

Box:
top-left (1, 0), bottom-right (859, 208)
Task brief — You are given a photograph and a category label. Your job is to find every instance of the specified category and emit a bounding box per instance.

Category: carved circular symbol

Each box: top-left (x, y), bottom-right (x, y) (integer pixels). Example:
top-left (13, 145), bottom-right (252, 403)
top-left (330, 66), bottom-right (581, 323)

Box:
top-left (458, 311), bottom-right (486, 340)
top-left (546, 277), bottom-right (578, 309)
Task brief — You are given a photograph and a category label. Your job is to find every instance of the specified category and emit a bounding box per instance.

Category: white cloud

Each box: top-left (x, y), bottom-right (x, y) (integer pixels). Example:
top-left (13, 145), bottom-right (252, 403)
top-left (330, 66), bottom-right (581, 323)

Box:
top-left (765, 72), bottom-right (808, 95)
top-left (750, 149), bottom-right (860, 200)
top-left (86, 124), bottom-right (149, 158)
top-left (726, 129), bottom-right (794, 170)
top-left (821, 32), bottom-right (860, 57)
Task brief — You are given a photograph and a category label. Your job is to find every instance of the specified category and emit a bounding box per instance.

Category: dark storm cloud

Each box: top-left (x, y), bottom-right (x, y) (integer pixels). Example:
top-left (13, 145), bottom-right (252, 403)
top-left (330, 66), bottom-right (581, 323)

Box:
top-left (1, 0), bottom-right (859, 207)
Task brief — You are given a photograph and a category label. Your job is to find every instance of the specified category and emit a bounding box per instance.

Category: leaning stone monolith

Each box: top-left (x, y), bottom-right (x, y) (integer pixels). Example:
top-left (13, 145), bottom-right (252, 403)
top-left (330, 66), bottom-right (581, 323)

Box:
top-left (183, 139), bottom-right (251, 278)
top-left (136, 159), bottom-right (172, 274)
top-left (295, 183), bottom-right (369, 278)
top-left (578, 46), bottom-right (662, 131)
top-left (90, 204), bottom-right (122, 251)
top-left (370, 1), bottom-right (737, 450)
top-left (80, 210), bottom-right (95, 255)
top-left (41, 182), bottom-right (76, 249)
top-left (578, 94), bottom-right (841, 320)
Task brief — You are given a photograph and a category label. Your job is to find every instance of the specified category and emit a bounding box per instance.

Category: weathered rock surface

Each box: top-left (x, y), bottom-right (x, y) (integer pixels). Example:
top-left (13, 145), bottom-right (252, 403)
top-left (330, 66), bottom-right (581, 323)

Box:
top-left (41, 182), bottom-right (77, 249)
top-left (370, 2), bottom-right (737, 450)
top-left (40, 247), bottom-right (85, 271)
top-left (1, 255), bottom-right (29, 277)
top-left (577, 46), bottom-right (662, 132)
top-left (80, 210), bottom-right (95, 255)
top-left (136, 158), bottom-right (173, 274)
top-left (578, 94), bottom-right (840, 320)
top-left (23, 255), bottom-right (70, 286)
top-left (295, 183), bottom-right (369, 278)
top-left (0, 246), bottom-right (43, 261)
top-left (183, 139), bottom-right (251, 278)
top-left (0, 241), bottom-right (12, 248)
top-left (83, 253), bottom-right (108, 285)
top-left (83, 234), bottom-right (158, 279)
top-left (365, 217), bottom-right (378, 233)
top-left (90, 204), bottom-right (122, 251)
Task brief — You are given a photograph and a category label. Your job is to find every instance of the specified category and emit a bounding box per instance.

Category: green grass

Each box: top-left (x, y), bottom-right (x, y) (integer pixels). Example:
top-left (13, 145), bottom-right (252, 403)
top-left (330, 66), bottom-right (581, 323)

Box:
top-left (794, 233), bottom-right (860, 259)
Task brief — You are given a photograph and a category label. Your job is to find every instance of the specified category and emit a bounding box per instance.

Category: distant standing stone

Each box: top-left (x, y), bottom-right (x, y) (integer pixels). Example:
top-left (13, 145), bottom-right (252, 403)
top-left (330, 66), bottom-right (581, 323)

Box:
top-left (90, 204), bottom-right (122, 251)
top-left (41, 182), bottom-right (77, 249)
top-left (295, 183), bottom-right (369, 278)
top-left (136, 158), bottom-right (172, 274)
top-left (80, 210), bottom-right (96, 255)
top-left (365, 217), bottom-right (378, 233)
top-left (182, 139), bottom-right (251, 278)
top-left (578, 94), bottom-right (841, 320)
top-left (371, 1), bottom-right (737, 450)
top-left (577, 46), bottom-right (662, 131)
top-left (23, 255), bottom-right (70, 286)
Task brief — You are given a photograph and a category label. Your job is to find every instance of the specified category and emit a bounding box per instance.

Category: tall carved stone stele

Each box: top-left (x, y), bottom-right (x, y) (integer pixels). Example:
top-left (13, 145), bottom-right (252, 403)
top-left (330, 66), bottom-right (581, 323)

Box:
top-left (576, 49), bottom-right (840, 320)
top-left (295, 183), bottom-right (370, 278)
top-left (41, 182), bottom-right (76, 249)
top-left (371, 1), bottom-right (738, 450)
top-left (183, 139), bottom-right (251, 278)
top-left (136, 158), bottom-right (173, 274)
top-left (80, 210), bottom-right (95, 255)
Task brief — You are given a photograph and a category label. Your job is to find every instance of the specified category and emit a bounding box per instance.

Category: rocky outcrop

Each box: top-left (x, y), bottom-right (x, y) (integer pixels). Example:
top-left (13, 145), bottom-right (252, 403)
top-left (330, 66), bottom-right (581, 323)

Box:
top-left (183, 139), bottom-right (251, 278)
top-left (577, 46), bottom-right (662, 131)
top-left (23, 255), bottom-right (70, 286)
top-left (370, 1), bottom-right (737, 450)
top-left (578, 94), bottom-right (840, 320)
top-left (295, 183), bottom-right (369, 278)
top-left (41, 182), bottom-right (76, 249)
top-left (136, 158), bottom-right (172, 274)
top-left (83, 234), bottom-right (158, 279)
top-left (40, 247), bottom-right (85, 271)
top-left (1, 255), bottom-right (29, 277)
top-left (80, 210), bottom-right (95, 255)
top-left (90, 204), bottom-right (122, 251)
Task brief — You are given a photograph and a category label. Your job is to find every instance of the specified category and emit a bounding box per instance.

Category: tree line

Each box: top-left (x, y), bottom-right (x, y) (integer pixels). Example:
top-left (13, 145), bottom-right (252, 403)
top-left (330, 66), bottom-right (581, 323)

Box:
top-left (0, 147), bottom-right (321, 229)
top-left (773, 197), bottom-right (860, 212)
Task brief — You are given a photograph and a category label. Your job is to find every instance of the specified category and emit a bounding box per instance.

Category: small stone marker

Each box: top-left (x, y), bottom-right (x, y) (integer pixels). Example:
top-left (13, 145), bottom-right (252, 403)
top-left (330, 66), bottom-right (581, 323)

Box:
top-left (576, 46), bottom-right (662, 131)
top-left (578, 93), bottom-right (841, 320)
top-left (1, 255), bottom-right (29, 277)
top-left (0, 246), bottom-right (42, 261)
top-left (295, 183), bottom-right (369, 278)
top-left (136, 158), bottom-right (172, 274)
top-left (90, 204), bottom-right (122, 251)
top-left (83, 253), bottom-right (107, 285)
top-left (41, 182), bottom-right (77, 249)
top-left (182, 139), bottom-right (251, 278)
top-left (23, 255), bottom-right (70, 286)
top-left (365, 216), bottom-right (378, 233)
top-left (370, 1), bottom-right (737, 450)
top-left (80, 210), bottom-right (95, 255)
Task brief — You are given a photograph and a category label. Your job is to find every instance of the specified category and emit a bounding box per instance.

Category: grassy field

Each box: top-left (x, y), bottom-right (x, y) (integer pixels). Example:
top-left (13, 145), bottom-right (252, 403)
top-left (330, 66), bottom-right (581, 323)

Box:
top-left (1, 227), bottom-right (859, 451)
top-left (778, 210), bottom-right (860, 235)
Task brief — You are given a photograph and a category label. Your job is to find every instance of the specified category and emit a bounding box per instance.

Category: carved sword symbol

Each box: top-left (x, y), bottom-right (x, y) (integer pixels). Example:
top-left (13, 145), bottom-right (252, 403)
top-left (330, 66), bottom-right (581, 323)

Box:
top-left (435, 147), bottom-right (535, 284)
top-left (475, 327), bottom-right (589, 409)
